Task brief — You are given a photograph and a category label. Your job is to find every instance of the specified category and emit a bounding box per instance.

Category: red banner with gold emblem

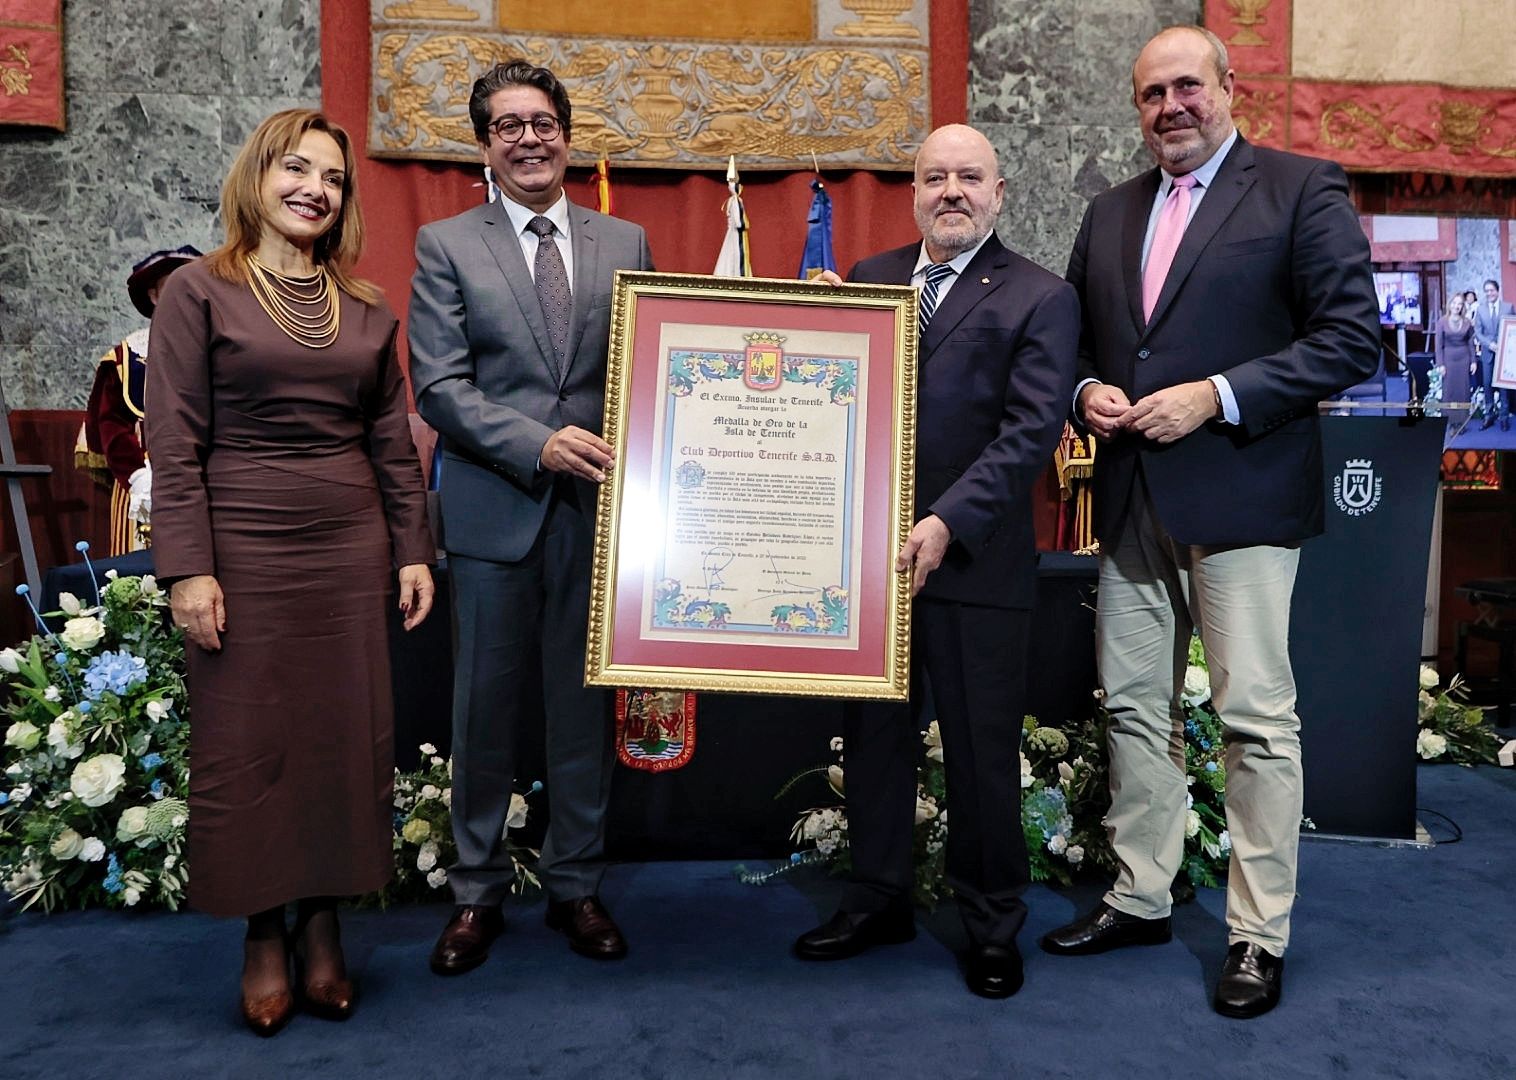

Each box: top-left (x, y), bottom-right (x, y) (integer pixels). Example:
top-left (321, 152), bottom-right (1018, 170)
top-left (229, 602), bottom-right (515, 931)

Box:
top-left (0, 0), bottom-right (63, 131)
top-left (1206, 0), bottom-right (1516, 178)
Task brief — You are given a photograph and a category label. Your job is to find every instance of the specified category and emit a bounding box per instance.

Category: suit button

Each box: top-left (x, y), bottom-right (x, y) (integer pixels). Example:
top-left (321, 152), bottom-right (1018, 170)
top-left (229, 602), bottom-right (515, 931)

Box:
top-left (558, 391), bottom-right (569, 402)
top-left (1137, 348), bottom-right (1151, 360)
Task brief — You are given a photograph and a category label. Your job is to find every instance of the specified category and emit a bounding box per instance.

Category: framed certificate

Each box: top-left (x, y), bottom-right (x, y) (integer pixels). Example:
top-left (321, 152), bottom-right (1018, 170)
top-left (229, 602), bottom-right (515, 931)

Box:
top-left (1493, 315), bottom-right (1516, 391)
top-left (586, 271), bottom-right (918, 700)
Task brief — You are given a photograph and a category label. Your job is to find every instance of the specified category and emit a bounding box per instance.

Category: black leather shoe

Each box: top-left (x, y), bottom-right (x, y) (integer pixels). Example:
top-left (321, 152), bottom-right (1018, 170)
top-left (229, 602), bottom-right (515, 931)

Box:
top-left (1040, 901), bottom-right (1172, 956)
top-left (546, 896), bottom-right (628, 959)
top-left (429, 905), bottom-right (505, 976)
top-left (1214, 942), bottom-right (1284, 1018)
top-left (793, 909), bottom-right (916, 960)
top-left (1502, 415), bottom-right (1510, 431)
top-left (1481, 414), bottom-right (1496, 430)
top-left (965, 943), bottom-right (1024, 999)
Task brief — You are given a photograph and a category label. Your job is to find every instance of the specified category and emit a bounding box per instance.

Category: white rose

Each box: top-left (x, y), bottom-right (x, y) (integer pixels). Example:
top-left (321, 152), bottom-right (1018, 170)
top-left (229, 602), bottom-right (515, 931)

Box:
top-left (59, 616), bottom-right (106, 652)
top-left (0, 646), bottom-right (22, 673)
top-left (1417, 691), bottom-right (1436, 722)
top-left (1066, 844), bottom-right (1085, 867)
top-left (123, 887), bottom-right (142, 906)
top-left (1416, 730), bottom-right (1448, 760)
top-left (923, 720), bottom-right (944, 763)
top-left (1182, 664), bottom-right (1211, 704)
top-left (50, 828), bottom-right (85, 860)
top-left (505, 793), bottom-right (529, 831)
top-left (7, 783), bottom-right (32, 804)
top-left (418, 743), bottom-right (437, 756)
top-left (430, 756), bottom-right (445, 768)
top-left (1185, 809), bottom-right (1202, 838)
top-left (416, 841), bottom-right (439, 872)
top-left (59, 592), bottom-right (82, 616)
top-left (1218, 830), bottom-right (1232, 855)
top-left (116, 805), bottom-right (150, 842)
top-left (441, 788), bottom-right (452, 808)
top-left (145, 700), bottom-right (170, 722)
top-left (1419, 664), bottom-right (1439, 690)
top-left (914, 795), bottom-right (938, 824)
top-left (43, 685), bottom-right (62, 702)
top-left (827, 764), bottom-right (845, 795)
top-left (70, 753), bottom-right (127, 807)
top-left (47, 717), bottom-right (85, 760)
top-left (1019, 752), bottom-right (1034, 789)
top-left (420, 784), bottom-right (441, 801)
top-left (1057, 761), bottom-right (1075, 785)
top-left (426, 867), bottom-right (448, 889)
top-left (5, 720), bottom-right (41, 750)
top-left (1048, 833), bottom-right (1068, 855)
top-left (829, 736), bottom-right (844, 753)
top-left (139, 575), bottom-right (161, 596)
top-left (78, 837), bottom-right (106, 862)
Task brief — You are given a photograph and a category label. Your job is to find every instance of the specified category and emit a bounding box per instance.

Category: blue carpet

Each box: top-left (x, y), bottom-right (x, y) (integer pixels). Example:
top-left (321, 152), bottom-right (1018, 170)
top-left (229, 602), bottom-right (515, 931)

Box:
top-left (4, 763), bottom-right (1513, 1079)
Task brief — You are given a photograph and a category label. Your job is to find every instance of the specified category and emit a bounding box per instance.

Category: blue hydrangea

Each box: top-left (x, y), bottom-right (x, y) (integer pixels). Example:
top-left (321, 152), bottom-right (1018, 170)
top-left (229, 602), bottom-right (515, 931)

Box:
top-left (82, 650), bottom-right (147, 698)
top-left (1024, 786), bottom-right (1073, 840)
top-left (1205, 761), bottom-right (1219, 773)
top-left (150, 779), bottom-right (166, 798)
top-left (139, 753), bottom-right (164, 770)
top-left (0, 792), bottom-right (8, 805)
top-left (102, 853), bottom-right (124, 894)
top-left (1199, 739), bottom-right (1211, 750)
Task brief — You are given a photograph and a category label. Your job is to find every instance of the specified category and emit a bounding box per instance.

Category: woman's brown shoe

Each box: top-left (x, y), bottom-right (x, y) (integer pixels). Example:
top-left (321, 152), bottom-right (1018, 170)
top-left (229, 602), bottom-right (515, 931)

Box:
top-left (294, 965), bottom-right (356, 1022)
top-left (241, 988), bottom-right (295, 1037)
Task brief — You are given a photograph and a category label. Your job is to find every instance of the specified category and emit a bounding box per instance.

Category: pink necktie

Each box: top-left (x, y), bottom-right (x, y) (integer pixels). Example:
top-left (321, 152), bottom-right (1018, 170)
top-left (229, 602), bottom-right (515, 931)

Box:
top-left (1142, 174), bottom-right (1198, 322)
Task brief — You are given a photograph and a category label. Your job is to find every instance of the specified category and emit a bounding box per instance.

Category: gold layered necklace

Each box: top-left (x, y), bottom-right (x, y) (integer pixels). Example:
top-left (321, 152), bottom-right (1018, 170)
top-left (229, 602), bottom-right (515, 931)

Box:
top-left (247, 254), bottom-right (340, 348)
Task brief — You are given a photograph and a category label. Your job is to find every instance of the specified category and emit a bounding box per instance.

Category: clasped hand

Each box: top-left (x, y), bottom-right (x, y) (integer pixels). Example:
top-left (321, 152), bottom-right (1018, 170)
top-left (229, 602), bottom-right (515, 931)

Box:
top-left (541, 425), bottom-right (614, 483)
top-left (1081, 380), bottom-right (1218, 445)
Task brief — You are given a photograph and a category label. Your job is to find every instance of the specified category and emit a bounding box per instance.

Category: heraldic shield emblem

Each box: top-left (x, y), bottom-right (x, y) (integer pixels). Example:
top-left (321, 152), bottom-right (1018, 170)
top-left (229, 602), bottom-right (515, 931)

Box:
top-left (1332, 458), bottom-right (1383, 516)
top-left (615, 689), bottom-right (697, 771)
top-left (742, 331), bottom-right (785, 392)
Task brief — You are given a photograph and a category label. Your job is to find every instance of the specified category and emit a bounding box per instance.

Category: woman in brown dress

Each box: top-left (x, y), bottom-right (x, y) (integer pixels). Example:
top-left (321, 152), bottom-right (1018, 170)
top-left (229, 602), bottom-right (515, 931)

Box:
top-left (1435, 292), bottom-right (1477, 412)
top-left (147, 110), bottom-right (435, 1036)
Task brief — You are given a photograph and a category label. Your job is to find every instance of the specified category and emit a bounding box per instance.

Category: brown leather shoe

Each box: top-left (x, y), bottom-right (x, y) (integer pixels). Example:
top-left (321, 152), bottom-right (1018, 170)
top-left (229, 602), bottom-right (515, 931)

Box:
top-left (294, 958), bottom-right (356, 1022)
top-left (430, 904), bottom-right (505, 976)
top-left (241, 988), bottom-right (295, 1037)
top-left (546, 896), bottom-right (627, 960)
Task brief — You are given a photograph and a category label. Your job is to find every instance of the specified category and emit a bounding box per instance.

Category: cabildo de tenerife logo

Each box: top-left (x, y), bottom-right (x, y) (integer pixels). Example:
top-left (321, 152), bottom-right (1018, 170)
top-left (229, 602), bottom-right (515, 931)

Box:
top-left (1332, 458), bottom-right (1383, 516)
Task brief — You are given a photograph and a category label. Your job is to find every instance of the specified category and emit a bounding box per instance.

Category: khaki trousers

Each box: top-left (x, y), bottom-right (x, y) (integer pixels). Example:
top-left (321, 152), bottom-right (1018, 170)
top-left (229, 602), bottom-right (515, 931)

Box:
top-left (1097, 482), bottom-right (1302, 955)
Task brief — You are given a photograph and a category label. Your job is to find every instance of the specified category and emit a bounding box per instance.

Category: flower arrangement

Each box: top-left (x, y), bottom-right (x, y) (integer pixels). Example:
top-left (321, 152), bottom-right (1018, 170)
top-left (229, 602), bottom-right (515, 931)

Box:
top-left (749, 636), bottom-right (1234, 908)
top-left (0, 564), bottom-right (189, 911)
top-left (1416, 666), bottom-right (1502, 765)
top-left (377, 742), bottom-right (541, 905)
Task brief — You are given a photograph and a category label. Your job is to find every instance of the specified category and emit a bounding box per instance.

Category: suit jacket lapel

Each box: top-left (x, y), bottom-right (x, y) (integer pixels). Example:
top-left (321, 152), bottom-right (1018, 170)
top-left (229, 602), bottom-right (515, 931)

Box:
top-left (920, 237), bottom-right (1008, 361)
top-left (1122, 170), bottom-right (1160, 336)
top-left (564, 202), bottom-right (599, 385)
top-left (479, 204), bottom-right (559, 383)
top-left (1144, 138), bottom-right (1257, 334)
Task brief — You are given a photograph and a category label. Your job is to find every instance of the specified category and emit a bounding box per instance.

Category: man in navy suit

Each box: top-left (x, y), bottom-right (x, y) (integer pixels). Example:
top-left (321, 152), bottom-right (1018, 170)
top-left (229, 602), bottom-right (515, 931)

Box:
top-left (1039, 26), bottom-right (1379, 1018)
top-left (791, 124), bottom-right (1079, 999)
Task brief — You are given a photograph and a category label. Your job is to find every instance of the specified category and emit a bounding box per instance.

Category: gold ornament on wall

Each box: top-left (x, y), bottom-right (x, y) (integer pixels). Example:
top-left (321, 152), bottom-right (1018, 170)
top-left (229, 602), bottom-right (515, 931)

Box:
top-left (372, 31), bottom-right (928, 169)
top-left (1, 43), bottom-right (33, 97)
top-left (1321, 98), bottom-right (1516, 160)
top-left (1222, 0), bottom-right (1273, 48)
top-left (835, 0), bottom-right (921, 39)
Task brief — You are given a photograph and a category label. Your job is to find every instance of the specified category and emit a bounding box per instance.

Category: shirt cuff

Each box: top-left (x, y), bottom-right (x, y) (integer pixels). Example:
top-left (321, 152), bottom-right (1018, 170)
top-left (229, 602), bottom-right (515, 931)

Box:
top-left (1072, 377), bottom-right (1101, 424)
top-left (1210, 375), bottom-right (1240, 425)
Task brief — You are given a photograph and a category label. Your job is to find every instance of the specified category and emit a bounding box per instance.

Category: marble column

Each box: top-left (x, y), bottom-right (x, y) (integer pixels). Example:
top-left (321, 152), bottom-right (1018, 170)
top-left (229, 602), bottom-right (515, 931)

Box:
top-left (970, 0), bottom-right (1203, 274)
top-left (0, 0), bottom-right (320, 408)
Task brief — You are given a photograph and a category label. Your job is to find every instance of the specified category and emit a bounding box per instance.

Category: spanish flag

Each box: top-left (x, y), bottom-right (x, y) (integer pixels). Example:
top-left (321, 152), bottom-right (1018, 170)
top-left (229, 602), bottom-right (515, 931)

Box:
top-left (593, 157), bottom-right (612, 215)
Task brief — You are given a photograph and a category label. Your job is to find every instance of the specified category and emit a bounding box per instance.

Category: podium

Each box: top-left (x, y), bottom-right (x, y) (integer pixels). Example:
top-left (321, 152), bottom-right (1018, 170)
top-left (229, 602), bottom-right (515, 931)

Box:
top-left (1290, 415), bottom-right (1444, 841)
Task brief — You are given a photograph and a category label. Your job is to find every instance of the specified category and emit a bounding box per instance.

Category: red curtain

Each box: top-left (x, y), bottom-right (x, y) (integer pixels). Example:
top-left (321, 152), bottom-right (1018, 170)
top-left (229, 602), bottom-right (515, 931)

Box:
top-left (320, 0), bottom-right (968, 350)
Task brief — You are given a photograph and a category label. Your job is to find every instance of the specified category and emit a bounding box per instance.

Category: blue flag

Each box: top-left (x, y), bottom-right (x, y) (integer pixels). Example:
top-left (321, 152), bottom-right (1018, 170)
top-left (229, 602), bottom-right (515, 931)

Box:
top-left (797, 178), bottom-right (836, 279)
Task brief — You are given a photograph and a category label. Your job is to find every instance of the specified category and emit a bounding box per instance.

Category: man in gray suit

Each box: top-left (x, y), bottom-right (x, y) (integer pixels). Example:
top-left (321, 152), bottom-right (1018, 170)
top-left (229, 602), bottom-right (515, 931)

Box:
top-left (408, 59), bottom-right (654, 974)
top-left (1474, 278), bottom-right (1514, 429)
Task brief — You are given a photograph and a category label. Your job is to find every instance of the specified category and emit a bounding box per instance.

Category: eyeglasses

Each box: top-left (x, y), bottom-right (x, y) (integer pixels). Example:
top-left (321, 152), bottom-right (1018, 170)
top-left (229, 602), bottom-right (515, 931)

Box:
top-left (487, 114), bottom-right (562, 143)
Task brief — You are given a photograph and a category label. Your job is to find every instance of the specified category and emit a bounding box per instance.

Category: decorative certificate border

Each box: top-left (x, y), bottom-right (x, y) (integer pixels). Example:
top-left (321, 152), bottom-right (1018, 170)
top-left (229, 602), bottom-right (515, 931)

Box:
top-left (1493, 316), bottom-right (1516, 391)
top-left (587, 271), bottom-right (917, 699)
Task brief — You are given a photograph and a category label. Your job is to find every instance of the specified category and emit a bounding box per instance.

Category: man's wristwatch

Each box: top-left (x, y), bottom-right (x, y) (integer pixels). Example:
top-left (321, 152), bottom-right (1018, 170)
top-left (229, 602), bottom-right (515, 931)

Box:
top-left (1209, 379), bottom-right (1223, 419)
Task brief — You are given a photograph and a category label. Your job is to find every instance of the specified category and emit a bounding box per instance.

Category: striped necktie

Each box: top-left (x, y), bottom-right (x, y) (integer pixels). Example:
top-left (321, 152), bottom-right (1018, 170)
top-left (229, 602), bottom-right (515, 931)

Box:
top-left (919, 262), bottom-right (955, 336)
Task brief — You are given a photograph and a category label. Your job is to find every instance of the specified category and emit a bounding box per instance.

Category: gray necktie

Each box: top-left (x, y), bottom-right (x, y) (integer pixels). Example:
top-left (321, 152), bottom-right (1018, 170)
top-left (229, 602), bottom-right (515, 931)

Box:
top-left (919, 262), bottom-right (955, 336)
top-left (527, 216), bottom-right (571, 374)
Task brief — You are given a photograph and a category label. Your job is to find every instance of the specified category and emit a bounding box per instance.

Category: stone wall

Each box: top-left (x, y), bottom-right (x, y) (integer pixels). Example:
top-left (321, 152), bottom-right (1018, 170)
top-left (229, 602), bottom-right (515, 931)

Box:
top-left (1446, 218), bottom-right (1503, 304)
top-left (0, 0), bottom-right (320, 409)
top-left (971, 0), bottom-right (1203, 275)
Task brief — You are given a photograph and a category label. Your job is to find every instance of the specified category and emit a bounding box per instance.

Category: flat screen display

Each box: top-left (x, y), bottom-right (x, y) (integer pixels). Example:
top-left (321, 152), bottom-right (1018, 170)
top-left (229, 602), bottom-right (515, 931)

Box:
top-left (1374, 271), bottom-right (1422, 327)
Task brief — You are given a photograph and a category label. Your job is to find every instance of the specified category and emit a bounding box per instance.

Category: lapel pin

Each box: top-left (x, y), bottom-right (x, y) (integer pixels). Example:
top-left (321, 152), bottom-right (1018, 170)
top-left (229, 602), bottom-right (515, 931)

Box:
top-left (981, 277), bottom-right (990, 284)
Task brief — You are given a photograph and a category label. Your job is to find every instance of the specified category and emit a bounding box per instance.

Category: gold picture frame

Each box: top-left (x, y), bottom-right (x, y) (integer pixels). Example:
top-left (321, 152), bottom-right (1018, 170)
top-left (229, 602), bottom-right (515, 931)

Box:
top-left (585, 271), bottom-right (918, 699)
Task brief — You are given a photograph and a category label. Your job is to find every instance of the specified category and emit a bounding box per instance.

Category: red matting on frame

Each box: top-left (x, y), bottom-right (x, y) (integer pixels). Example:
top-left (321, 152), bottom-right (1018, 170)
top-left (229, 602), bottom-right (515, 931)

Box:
top-left (0, 0), bottom-right (64, 130)
top-left (320, 0), bottom-right (967, 369)
top-left (1206, 0), bottom-right (1516, 178)
top-left (608, 294), bottom-right (899, 682)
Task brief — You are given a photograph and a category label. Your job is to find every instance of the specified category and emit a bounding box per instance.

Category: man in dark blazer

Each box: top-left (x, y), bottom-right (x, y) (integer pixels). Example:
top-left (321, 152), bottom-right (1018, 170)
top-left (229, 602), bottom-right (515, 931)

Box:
top-left (792, 124), bottom-right (1079, 999)
top-left (408, 60), bottom-right (654, 974)
top-left (1473, 278), bottom-right (1515, 428)
top-left (1039, 26), bottom-right (1379, 1019)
